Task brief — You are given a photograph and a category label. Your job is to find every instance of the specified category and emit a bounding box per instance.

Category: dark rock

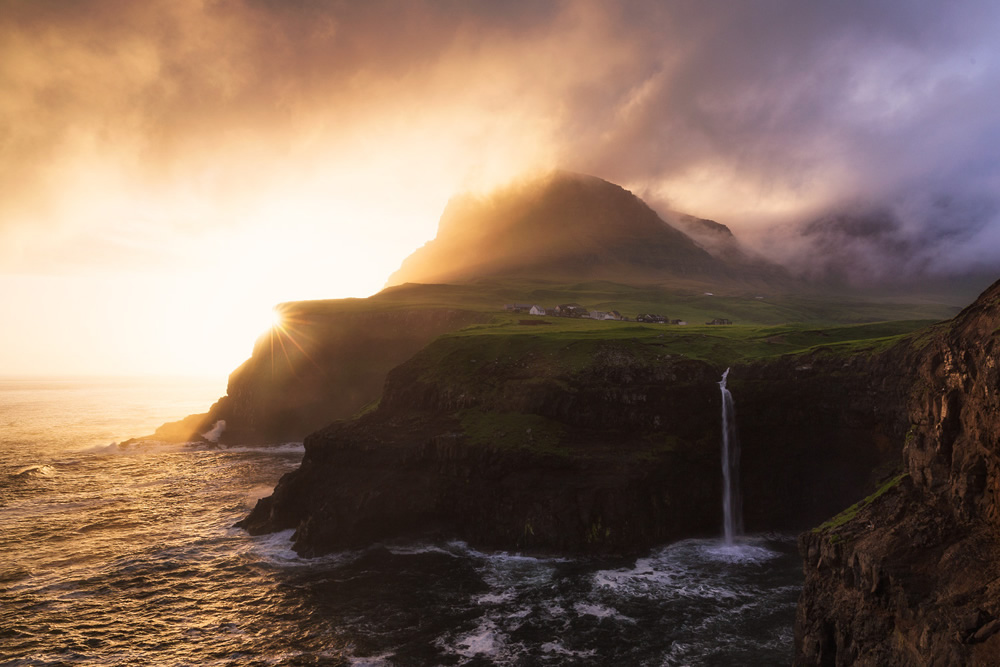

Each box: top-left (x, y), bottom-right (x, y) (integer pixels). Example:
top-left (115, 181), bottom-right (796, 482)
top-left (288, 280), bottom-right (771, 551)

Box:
top-left (237, 331), bottom-right (907, 557)
top-left (794, 277), bottom-right (1000, 666)
top-left (147, 305), bottom-right (489, 444)
top-left (972, 619), bottom-right (1000, 644)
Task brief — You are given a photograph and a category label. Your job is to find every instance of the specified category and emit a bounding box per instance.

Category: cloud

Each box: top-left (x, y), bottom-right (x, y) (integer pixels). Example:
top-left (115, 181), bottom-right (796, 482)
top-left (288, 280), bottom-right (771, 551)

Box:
top-left (2, 0), bottom-right (1000, 282)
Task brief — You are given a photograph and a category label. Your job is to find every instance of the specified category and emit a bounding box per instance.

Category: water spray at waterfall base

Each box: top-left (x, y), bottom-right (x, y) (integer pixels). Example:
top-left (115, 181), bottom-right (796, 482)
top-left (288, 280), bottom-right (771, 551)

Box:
top-left (719, 368), bottom-right (744, 545)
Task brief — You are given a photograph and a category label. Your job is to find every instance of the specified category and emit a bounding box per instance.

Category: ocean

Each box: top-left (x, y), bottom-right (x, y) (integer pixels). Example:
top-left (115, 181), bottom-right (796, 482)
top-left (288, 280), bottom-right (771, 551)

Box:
top-left (1, 377), bottom-right (802, 665)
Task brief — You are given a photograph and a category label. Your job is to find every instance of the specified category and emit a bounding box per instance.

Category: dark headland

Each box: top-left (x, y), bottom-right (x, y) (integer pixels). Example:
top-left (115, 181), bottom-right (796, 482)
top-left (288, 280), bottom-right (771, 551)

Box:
top-left (149, 171), bottom-right (1000, 664)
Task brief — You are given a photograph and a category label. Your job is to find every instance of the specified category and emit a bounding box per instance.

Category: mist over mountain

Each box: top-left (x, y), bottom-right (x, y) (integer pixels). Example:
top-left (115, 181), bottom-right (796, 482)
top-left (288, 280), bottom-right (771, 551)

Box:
top-left (387, 171), bottom-right (789, 289)
top-left (761, 198), bottom-right (1000, 300)
top-left (388, 171), bottom-right (998, 303)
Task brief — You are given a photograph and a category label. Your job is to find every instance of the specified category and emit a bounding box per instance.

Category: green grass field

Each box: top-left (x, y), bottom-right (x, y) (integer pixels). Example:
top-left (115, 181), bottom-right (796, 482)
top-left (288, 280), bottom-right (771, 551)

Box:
top-left (441, 317), bottom-right (934, 367)
top-left (274, 277), bottom-right (960, 370)
top-left (283, 277), bottom-right (961, 324)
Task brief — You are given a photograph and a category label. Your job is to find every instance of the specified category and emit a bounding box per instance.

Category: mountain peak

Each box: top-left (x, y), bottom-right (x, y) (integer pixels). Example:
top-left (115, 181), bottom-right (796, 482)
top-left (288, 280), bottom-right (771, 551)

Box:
top-left (387, 171), bottom-right (765, 287)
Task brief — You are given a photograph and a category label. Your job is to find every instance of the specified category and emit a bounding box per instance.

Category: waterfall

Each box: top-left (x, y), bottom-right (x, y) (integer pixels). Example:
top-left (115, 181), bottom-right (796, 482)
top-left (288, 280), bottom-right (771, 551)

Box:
top-left (719, 368), bottom-right (743, 545)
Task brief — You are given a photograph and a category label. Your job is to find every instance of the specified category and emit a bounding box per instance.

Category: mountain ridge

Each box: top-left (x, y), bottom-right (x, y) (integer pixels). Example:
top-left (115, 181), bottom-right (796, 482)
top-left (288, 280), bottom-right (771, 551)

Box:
top-left (387, 170), bottom-right (791, 290)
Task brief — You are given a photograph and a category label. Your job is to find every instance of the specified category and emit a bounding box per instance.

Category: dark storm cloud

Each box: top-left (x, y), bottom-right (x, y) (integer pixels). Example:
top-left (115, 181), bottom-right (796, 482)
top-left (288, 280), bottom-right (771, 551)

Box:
top-left (540, 2), bottom-right (1000, 279)
top-left (2, 0), bottom-right (1000, 280)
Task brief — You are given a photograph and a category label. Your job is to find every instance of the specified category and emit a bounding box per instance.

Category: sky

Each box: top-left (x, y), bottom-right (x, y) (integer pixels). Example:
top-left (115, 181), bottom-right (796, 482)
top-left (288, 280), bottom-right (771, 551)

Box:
top-left (2, 0), bottom-right (1000, 376)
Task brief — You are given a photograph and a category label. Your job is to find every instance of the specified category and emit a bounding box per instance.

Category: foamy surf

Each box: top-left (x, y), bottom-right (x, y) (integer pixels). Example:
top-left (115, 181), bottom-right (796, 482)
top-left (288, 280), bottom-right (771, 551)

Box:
top-left (12, 464), bottom-right (57, 477)
top-left (2, 376), bottom-right (803, 665)
top-left (77, 440), bottom-right (305, 457)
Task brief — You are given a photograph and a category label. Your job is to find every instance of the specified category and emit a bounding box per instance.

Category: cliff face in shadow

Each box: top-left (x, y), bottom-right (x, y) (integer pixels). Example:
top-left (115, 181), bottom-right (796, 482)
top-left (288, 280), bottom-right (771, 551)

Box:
top-left (795, 278), bottom-right (1000, 666)
top-left (238, 338), bottom-right (723, 554)
top-left (733, 344), bottom-right (915, 533)
top-left (156, 302), bottom-right (488, 444)
top-left (237, 329), bottom-right (914, 557)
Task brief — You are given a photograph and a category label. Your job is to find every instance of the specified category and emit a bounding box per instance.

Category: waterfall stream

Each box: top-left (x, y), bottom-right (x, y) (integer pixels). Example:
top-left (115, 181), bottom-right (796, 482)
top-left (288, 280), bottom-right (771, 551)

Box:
top-left (719, 368), bottom-right (743, 545)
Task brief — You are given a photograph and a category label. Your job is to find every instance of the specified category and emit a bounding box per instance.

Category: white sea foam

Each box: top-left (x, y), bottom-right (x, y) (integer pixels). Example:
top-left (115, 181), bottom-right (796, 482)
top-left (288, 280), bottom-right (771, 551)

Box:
top-left (476, 551), bottom-right (560, 592)
top-left (593, 537), bottom-right (783, 601)
top-left (217, 442), bottom-right (305, 455)
top-left (448, 619), bottom-right (501, 659)
top-left (385, 542), bottom-right (460, 557)
top-left (505, 606), bottom-right (533, 620)
top-left (201, 419), bottom-right (226, 442)
top-left (458, 542), bottom-right (570, 565)
top-left (540, 641), bottom-right (597, 659)
top-left (573, 601), bottom-right (636, 623)
top-left (475, 589), bottom-right (517, 605)
top-left (541, 601), bottom-right (568, 618)
top-left (13, 464), bottom-right (56, 477)
top-left (243, 530), bottom-right (366, 569)
top-left (696, 541), bottom-right (780, 564)
top-left (244, 529), bottom-right (301, 563)
top-left (83, 439), bottom-right (201, 456)
top-left (347, 653), bottom-right (395, 666)
top-left (244, 484), bottom-right (277, 505)
top-left (79, 439), bottom-right (305, 457)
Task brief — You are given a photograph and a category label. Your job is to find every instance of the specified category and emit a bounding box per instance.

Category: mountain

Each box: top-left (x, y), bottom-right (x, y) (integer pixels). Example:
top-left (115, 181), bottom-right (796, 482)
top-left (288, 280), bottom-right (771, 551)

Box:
top-left (387, 171), bottom-right (789, 289)
top-left (143, 173), bottom-right (970, 447)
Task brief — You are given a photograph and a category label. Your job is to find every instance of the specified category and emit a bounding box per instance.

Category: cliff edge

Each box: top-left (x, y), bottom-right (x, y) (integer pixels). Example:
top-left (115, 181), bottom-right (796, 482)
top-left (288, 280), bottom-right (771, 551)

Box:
top-left (237, 326), bottom-right (914, 557)
top-left (796, 278), bottom-right (1000, 666)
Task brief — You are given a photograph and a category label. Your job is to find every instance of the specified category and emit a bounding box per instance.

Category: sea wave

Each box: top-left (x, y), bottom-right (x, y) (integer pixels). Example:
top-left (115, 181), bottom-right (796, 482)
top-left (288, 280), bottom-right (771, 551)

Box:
top-left (77, 440), bottom-right (305, 457)
top-left (12, 463), bottom-right (57, 478)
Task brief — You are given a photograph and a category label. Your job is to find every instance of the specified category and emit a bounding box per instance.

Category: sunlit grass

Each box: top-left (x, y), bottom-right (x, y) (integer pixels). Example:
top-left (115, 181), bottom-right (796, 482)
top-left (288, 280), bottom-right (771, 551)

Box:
top-left (274, 277), bottom-right (960, 326)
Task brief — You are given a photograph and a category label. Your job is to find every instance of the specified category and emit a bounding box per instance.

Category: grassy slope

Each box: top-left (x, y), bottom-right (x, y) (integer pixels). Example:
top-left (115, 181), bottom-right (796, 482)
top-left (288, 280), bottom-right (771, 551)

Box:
top-left (270, 278), bottom-right (958, 376)
top-left (282, 277), bottom-right (961, 323)
top-left (425, 318), bottom-right (934, 369)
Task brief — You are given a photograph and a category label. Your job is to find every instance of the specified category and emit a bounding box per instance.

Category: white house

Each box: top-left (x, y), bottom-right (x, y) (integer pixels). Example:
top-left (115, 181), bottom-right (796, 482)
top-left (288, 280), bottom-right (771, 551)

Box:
top-left (529, 305), bottom-right (547, 316)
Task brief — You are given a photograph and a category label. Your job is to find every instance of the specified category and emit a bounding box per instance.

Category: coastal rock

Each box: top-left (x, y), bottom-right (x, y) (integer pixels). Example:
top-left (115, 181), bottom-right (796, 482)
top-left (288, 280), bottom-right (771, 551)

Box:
top-left (238, 333), bottom-right (907, 556)
top-left (795, 278), bottom-right (1000, 666)
top-left (238, 341), bottom-right (723, 554)
top-left (155, 304), bottom-right (488, 444)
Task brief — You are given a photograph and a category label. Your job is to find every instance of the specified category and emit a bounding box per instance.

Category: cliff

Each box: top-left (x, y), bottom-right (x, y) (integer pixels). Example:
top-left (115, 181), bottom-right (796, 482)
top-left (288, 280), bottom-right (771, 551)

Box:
top-left (237, 327), bottom-right (914, 556)
top-left (145, 172), bottom-right (963, 446)
top-left (733, 341), bottom-right (915, 531)
top-left (795, 278), bottom-right (1000, 665)
top-left (155, 301), bottom-right (489, 444)
top-left (237, 336), bottom-right (723, 554)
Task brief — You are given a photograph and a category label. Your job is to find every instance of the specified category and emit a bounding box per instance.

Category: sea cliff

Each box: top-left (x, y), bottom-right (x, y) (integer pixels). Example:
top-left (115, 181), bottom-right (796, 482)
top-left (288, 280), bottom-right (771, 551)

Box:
top-left (237, 327), bottom-right (914, 557)
top-left (153, 302), bottom-right (488, 444)
top-left (795, 278), bottom-right (1000, 665)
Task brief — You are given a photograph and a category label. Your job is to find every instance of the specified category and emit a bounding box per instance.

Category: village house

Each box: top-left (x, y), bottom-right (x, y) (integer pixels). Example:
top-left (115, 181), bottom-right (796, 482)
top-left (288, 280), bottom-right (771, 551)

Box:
top-left (706, 318), bottom-right (733, 325)
top-left (555, 303), bottom-right (588, 317)
top-left (636, 313), bottom-right (668, 324)
top-left (506, 303), bottom-right (622, 319)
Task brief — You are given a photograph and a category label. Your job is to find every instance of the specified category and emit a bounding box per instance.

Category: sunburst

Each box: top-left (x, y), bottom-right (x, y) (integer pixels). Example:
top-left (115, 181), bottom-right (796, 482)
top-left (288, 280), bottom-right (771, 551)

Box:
top-left (266, 309), bottom-right (322, 378)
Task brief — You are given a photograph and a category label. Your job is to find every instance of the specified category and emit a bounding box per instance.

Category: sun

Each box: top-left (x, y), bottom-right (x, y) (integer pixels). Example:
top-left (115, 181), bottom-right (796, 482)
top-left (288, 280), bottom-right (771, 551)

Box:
top-left (268, 307), bottom-right (284, 329)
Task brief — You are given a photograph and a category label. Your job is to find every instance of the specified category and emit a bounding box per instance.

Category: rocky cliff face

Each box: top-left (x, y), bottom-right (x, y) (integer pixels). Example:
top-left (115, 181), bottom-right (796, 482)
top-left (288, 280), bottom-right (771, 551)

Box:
top-left (238, 330), bottom-right (909, 557)
top-left (238, 338), bottom-right (724, 554)
top-left (795, 278), bottom-right (1000, 666)
top-left (155, 303), bottom-right (488, 444)
top-left (734, 342), bottom-right (915, 531)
